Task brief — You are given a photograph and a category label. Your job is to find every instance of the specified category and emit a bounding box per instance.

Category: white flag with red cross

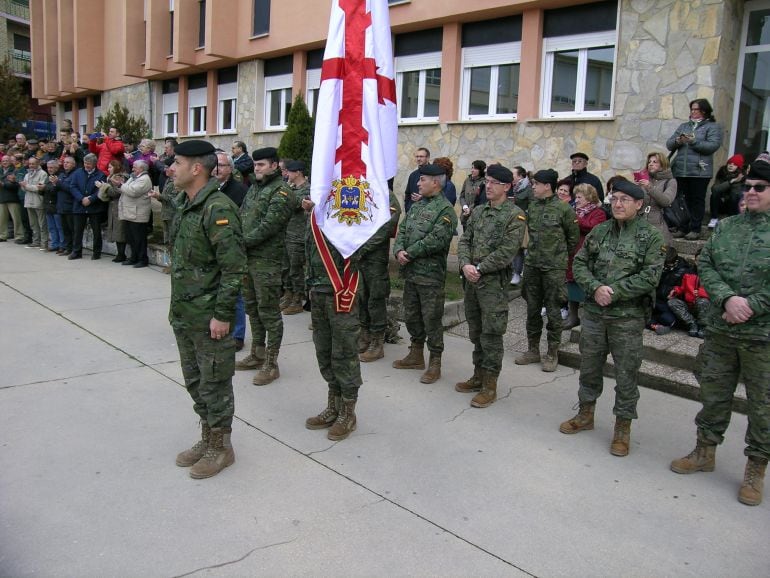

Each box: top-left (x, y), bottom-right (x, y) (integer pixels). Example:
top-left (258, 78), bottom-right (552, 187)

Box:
top-left (310, 0), bottom-right (397, 312)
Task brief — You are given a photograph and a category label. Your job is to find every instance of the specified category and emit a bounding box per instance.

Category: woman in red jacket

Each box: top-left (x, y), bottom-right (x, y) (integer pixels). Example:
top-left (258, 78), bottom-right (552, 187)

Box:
top-left (88, 127), bottom-right (125, 173)
top-left (563, 183), bottom-right (607, 329)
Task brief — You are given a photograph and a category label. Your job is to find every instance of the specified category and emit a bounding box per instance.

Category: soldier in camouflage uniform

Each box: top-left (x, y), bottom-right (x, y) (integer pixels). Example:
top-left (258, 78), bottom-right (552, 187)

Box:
top-left (235, 147), bottom-right (294, 386)
top-left (304, 216), bottom-right (362, 441)
top-left (281, 160), bottom-right (310, 316)
top-left (393, 163), bottom-right (458, 384)
top-left (357, 188), bottom-right (401, 362)
top-left (456, 164), bottom-right (527, 408)
top-left (561, 179), bottom-right (665, 457)
top-left (148, 157), bottom-right (180, 274)
top-left (168, 140), bottom-right (246, 479)
top-left (670, 159), bottom-right (770, 506)
top-left (515, 168), bottom-right (580, 372)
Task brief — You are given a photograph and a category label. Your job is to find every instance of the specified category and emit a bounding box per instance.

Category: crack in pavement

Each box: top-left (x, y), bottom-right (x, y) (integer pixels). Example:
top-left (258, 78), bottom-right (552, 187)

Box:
top-left (0, 365), bottom-right (143, 391)
top-left (59, 295), bottom-right (168, 313)
top-left (171, 538), bottom-right (297, 578)
top-left (305, 442), bottom-right (338, 456)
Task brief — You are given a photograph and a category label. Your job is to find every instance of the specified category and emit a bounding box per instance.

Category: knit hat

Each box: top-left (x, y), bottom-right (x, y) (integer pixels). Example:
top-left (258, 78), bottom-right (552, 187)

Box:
top-left (727, 154), bottom-right (745, 168)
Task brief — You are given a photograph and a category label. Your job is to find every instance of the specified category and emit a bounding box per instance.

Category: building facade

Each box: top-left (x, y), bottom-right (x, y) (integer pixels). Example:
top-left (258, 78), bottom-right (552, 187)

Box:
top-left (29, 0), bottom-right (770, 189)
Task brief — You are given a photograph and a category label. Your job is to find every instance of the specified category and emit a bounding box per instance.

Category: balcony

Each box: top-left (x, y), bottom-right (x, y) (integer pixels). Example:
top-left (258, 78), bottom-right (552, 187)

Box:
top-left (8, 48), bottom-right (30, 76)
top-left (0, 0), bottom-right (30, 22)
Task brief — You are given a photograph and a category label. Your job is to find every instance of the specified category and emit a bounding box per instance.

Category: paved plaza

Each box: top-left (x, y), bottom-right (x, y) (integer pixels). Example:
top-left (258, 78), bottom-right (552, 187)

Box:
top-left (0, 243), bottom-right (767, 577)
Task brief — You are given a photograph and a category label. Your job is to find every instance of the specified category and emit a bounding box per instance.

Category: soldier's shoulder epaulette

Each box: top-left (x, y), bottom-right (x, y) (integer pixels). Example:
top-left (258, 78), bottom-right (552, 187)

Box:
top-left (442, 216), bottom-right (451, 224)
top-left (278, 190), bottom-right (288, 197)
top-left (517, 214), bottom-right (526, 221)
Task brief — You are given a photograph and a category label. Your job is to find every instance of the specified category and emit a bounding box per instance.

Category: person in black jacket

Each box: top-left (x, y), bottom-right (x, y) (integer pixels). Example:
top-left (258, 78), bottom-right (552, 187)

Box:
top-left (0, 155), bottom-right (25, 242)
top-left (566, 152), bottom-right (605, 201)
top-left (647, 246), bottom-right (693, 334)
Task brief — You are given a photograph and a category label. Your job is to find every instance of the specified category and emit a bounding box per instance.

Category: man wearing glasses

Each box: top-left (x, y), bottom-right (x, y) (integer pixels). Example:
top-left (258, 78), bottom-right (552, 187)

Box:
top-left (561, 180), bottom-right (664, 457)
top-left (515, 169), bottom-right (579, 372)
top-left (567, 152), bottom-right (604, 202)
top-left (403, 147), bottom-right (430, 213)
top-left (670, 159), bottom-right (770, 506)
top-left (456, 164), bottom-right (527, 408)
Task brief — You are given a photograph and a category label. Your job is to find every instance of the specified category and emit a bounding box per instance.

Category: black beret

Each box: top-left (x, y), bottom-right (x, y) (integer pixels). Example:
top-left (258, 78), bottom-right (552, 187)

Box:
top-left (174, 139), bottom-right (216, 157)
top-left (570, 152), bottom-right (589, 161)
top-left (419, 163), bottom-right (446, 176)
top-left (748, 158), bottom-right (770, 182)
top-left (252, 147), bottom-right (278, 161)
top-left (486, 164), bottom-right (514, 184)
top-left (612, 179), bottom-right (645, 200)
top-left (286, 160), bottom-right (306, 172)
top-left (532, 169), bottom-right (559, 188)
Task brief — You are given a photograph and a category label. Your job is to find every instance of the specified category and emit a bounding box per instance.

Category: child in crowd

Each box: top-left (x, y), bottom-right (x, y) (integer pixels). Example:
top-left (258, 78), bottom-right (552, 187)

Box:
top-left (648, 247), bottom-right (692, 335)
top-left (667, 250), bottom-right (710, 338)
top-left (708, 153), bottom-right (744, 228)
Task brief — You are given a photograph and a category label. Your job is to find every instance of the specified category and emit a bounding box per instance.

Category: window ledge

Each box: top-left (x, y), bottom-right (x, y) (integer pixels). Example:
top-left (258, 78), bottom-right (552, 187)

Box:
top-left (249, 33), bottom-right (269, 41)
top-left (397, 119), bottom-right (440, 126)
top-left (451, 117), bottom-right (517, 125)
top-left (207, 131), bottom-right (238, 137)
top-left (528, 116), bottom-right (615, 123)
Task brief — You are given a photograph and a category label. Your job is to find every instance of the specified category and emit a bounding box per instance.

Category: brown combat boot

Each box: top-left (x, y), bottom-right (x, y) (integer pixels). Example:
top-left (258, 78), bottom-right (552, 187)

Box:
top-left (670, 438), bottom-right (716, 474)
top-left (610, 418), bottom-right (632, 456)
top-left (235, 344), bottom-right (266, 371)
top-left (359, 332), bottom-right (384, 362)
top-left (738, 457), bottom-right (767, 506)
top-left (357, 329), bottom-right (371, 354)
top-left (327, 398), bottom-right (357, 441)
top-left (559, 402), bottom-right (596, 434)
top-left (189, 427), bottom-right (235, 479)
top-left (279, 291), bottom-right (292, 310)
top-left (541, 343), bottom-right (559, 372)
top-left (305, 391), bottom-right (341, 430)
top-left (175, 421), bottom-right (211, 467)
top-left (420, 353), bottom-right (441, 383)
top-left (392, 343), bottom-right (425, 370)
top-left (455, 366), bottom-right (483, 393)
top-left (253, 348), bottom-right (280, 385)
top-left (471, 371), bottom-right (498, 408)
top-left (514, 340), bottom-right (541, 365)
top-left (283, 293), bottom-right (304, 315)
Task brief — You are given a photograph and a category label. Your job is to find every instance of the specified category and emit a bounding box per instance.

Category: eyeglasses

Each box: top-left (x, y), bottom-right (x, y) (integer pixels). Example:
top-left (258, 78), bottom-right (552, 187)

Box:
top-left (743, 183), bottom-right (769, 193)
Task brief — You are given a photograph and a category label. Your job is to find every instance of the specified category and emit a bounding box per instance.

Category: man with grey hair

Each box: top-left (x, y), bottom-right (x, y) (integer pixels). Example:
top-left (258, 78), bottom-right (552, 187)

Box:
top-left (69, 153), bottom-right (107, 259)
top-left (214, 151), bottom-right (247, 207)
top-left (116, 158), bottom-right (153, 267)
top-left (21, 156), bottom-right (49, 249)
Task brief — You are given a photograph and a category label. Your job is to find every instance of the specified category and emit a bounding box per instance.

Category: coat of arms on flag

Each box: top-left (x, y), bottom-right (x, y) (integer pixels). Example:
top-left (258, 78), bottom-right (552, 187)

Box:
top-left (326, 176), bottom-right (377, 226)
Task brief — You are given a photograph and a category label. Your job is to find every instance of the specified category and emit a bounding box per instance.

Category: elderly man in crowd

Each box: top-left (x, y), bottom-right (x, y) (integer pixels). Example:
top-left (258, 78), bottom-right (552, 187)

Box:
top-left (116, 159), bottom-right (153, 268)
top-left (561, 180), bottom-right (665, 457)
top-left (670, 158), bottom-right (770, 506)
top-left (456, 164), bottom-right (527, 408)
top-left (515, 169), bottom-right (580, 372)
top-left (393, 162), bottom-right (458, 383)
top-left (21, 156), bottom-right (49, 250)
top-left (70, 153), bottom-right (107, 260)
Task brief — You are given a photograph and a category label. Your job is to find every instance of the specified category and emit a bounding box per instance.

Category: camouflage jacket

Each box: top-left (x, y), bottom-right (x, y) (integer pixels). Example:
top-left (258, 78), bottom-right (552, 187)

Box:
top-left (358, 190), bottom-right (402, 267)
top-left (305, 221), bottom-right (359, 291)
top-left (157, 178), bottom-right (179, 222)
top-left (458, 200), bottom-right (527, 278)
top-left (169, 179), bottom-right (246, 331)
top-left (393, 192), bottom-right (457, 285)
top-left (574, 215), bottom-right (665, 319)
top-left (525, 194), bottom-right (580, 270)
top-left (698, 211), bottom-right (770, 340)
top-left (240, 170), bottom-right (294, 273)
top-left (285, 180), bottom-right (310, 243)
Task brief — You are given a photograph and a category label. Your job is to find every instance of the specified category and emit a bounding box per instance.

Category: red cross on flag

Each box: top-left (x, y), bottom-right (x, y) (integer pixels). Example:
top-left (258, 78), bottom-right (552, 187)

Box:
top-left (310, 0), bottom-right (397, 311)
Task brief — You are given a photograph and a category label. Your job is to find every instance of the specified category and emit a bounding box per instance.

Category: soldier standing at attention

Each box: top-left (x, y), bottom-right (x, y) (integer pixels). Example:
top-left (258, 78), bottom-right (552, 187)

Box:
top-left (561, 180), bottom-right (665, 457)
top-left (456, 164), bottom-right (527, 408)
top-left (234, 147), bottom-right (294, 385)
top-left (515, 169), bottom-right (580, 372)
top-left (169, 140), bottom-right (246, 479)
top-left (392, 163), bottom-right (458, 383)
top-left (670, 159), bottom-right (770, 506)
top-left (280, 160), bottom-right (310, 316)
top-left (357, 188), bottom-right (402, 362)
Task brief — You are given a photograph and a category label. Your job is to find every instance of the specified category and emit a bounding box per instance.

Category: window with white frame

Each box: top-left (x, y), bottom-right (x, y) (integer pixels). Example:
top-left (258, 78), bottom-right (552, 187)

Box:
top-left (161, 79), bottom-right (179, 137)
top-left (306, 68), bottom-right (320, 119)
top-left (264, 74), bottom-right (290, 130)
top-left (395, 52), bottom-right (441, 122)
top-left (461, 44), bottom-right (520, 120)
top-left (541, 1), bottom-right (617, 118)
top-left (92, 94), bottom-right (102, 127)
top-left (217, 66), bottom-right (237, 133)
top-left (188, 73), bottom-right (207, 135)
top-left (78, 98), bottom-right (87, 134)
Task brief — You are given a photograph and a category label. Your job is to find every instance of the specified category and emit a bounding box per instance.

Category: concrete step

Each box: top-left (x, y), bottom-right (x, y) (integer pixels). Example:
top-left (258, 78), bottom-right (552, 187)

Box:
top-left (558, 337), bottom-right (748, 414)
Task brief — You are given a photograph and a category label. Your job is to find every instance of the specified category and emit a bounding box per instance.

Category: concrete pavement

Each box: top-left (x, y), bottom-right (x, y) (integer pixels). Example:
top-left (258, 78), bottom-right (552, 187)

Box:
top-left (0, 243), bottom-right (767, 577)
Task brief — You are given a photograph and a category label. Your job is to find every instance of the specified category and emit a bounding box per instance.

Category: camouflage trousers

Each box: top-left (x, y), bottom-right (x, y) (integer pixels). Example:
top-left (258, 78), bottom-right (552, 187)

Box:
top-left (282, 238), bottom-right (306, 294)
top-left (522, 266), bottom-right (567, 346)
top-left (173, 326), bottom-right (235, 428)
top-left (243, 265), bottom-right (283, 349)
top-left (464, 273), bottom-right (510, 376)
top-left (694, 332), bottom-right (770, 460)
top-left (402, 279), bottom-right (446, 355)
top-left (578, 310), bottom-right (645, 420)
top-left (358, 259), bottom-right (391, 335)
top-left (668, 297), bottom-right (710, 327)
top-left (311, 289), bottom-right (362, 400)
